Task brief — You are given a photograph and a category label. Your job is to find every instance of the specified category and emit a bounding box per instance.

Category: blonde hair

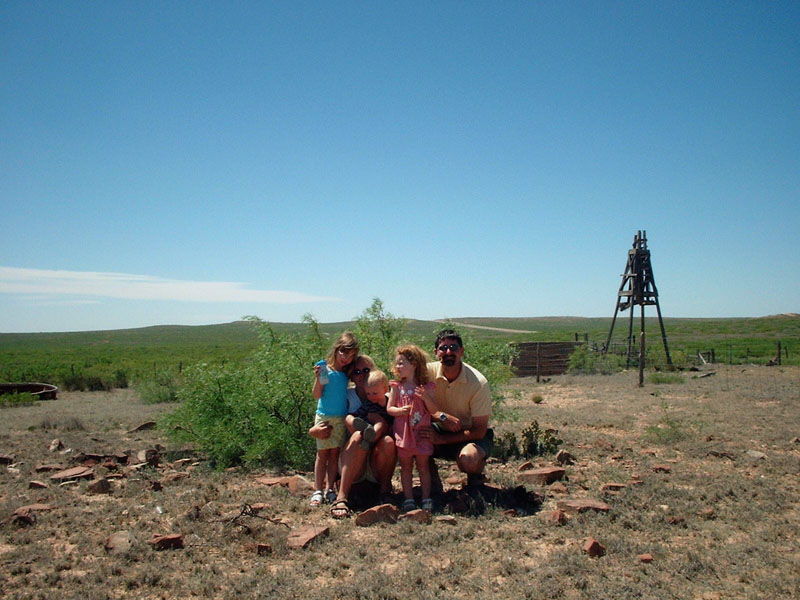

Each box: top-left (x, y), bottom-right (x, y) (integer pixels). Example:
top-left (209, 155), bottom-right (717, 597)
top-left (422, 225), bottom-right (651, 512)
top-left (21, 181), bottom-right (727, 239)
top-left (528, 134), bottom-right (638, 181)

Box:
top-left (325, 331), bottom-right (359, 375)
top-left (366, 369), bottom-right (388, 391)
top-left (393, 344), bottom-right (431, 385)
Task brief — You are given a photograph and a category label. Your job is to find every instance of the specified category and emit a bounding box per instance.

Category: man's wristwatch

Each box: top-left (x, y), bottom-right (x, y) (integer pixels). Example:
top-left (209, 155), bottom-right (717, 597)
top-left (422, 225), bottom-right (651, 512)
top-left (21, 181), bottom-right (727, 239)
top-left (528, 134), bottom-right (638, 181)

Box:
top-left (439, 412), bottom-right (447, 422)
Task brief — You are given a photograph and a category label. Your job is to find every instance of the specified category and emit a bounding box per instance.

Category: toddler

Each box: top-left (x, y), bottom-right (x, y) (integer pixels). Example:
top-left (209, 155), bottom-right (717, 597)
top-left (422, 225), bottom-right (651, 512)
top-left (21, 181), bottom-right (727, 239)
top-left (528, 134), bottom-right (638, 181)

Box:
top-left (347, 369), bottom-right (390, 450)
top-left (386, 344), bottom-right (438, 512)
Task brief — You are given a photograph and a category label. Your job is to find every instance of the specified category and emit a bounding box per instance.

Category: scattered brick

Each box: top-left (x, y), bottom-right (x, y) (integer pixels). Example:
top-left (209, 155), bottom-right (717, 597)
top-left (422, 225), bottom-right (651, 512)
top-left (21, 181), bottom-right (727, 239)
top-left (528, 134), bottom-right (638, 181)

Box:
top-left (355, 503), bottom-right (400, 527)
top-left (445, 474), bottom-right (465, 485)
top-left (435, 515), bottom-right (457, 525)
top-left (50, 466), bottom-right (94, 481)
top-left (148, 533), bottom-right (184, 550)
top-left (287, 475), bottom-right (314, 495)
top-left (137, 448), bottom-right (160, 466)
top-left (651, 464), bottom-right (672, 473)
top-left (556, 450), bottom-right (575, 465)
top-left (518, 460), bottom-right (534, 471)
top-left (29, 480), bottom-right (49, 489)
top-left (549, 482), bottom-right (569, 494)
top-left (49, 439), bottom-right (64, 452)
top-left (245, 542), bottom-right (273, 555)
top-left (87, 478), bottom-right (111, 494)
top-left (638, 553), bottom-right (654, 563)
top-left (255, 475), bottom-right (289, 486)
top-left (162, 472), bottom-right (189, 484)
top-left (698, 507), bottom-right (716, 520)
top-left (518, 467), bottom-right (566, 486)
top-left (583, 537), bottom-right (605, 557)
top-left (667, 516), bottom-right (685, 525)
top-left (13, 504), bottom-right (55, 520)
top-left (105, 531), bottom-right (137, 555)
top-left (601, 482), bottom-right (627, 492)
top-left (287, 526), bottom-right (329, 549)
top-left (546, 509), bottom-right (568, 525)
top-left (557, 499), bottom-right (611, 515)
top-left (0, 455), bottom-right (15, 465)
top-left (399, 509), bottom-right (432, 524)
top-left (35, 463), bottom-right (64, 472)
top-left (127, 421), bottom-right (156, 433)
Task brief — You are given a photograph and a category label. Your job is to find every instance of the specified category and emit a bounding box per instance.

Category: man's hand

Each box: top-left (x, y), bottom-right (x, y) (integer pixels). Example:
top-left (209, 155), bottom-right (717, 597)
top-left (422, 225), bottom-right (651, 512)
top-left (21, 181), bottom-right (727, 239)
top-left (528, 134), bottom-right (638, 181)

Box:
top-left (438, 412), bottom-right (462, 432)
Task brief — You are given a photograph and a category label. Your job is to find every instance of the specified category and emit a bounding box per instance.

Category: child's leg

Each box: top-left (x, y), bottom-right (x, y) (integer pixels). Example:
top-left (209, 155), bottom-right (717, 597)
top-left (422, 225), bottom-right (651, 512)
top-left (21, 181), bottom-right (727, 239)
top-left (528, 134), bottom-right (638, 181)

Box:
top-left (345, 414), bottom-right (357, 435)
top-left (314, 450), bottom-right (327, 492)
top-left (399, 456), bottom-right (415, 500)
top-left (367, 414), bottom-right (388, 439)
top-left (416, 454), bottom-right (431, 500)
top-left (325, 447), bottom-right (340, 492)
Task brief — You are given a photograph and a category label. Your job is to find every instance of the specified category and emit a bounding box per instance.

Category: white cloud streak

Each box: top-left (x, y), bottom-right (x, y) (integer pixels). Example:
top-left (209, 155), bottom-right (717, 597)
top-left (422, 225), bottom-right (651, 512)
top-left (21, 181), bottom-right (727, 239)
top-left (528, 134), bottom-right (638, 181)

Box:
top-left (0, 267), bottom-right (341, 304)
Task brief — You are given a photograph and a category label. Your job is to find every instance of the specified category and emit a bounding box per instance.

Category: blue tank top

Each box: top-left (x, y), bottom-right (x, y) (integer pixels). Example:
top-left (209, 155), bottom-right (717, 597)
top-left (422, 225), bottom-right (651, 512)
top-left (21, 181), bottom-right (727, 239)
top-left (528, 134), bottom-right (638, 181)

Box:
top-left (316, 369), bottom-right (349, 416)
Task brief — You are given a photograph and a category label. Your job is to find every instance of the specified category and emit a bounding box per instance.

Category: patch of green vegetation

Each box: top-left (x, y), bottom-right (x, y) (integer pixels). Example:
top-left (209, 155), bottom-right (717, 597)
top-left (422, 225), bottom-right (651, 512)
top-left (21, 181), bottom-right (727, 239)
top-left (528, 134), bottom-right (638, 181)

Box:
top-left (567, 344), bottom-right (624, 374)
top-left (0, 392), bottom-right (37, 408)
top-left (647, 372), bottom-right (684, 384)
top-left (645, 402), bottom-right (688, 444)
top-left (493, 420), bottom-right (563, 461)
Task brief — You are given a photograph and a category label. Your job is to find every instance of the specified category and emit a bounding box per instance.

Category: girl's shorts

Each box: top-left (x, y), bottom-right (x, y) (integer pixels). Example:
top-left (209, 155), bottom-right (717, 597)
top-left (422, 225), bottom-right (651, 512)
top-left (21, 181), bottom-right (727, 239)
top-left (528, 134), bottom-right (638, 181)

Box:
top-left (314, 414), bottom-right (346, 450)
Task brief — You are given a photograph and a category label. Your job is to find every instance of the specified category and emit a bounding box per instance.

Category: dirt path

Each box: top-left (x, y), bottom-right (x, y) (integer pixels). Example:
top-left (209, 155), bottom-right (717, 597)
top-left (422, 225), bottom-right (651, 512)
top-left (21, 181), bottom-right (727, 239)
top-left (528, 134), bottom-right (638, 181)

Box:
top-left (434, 319), bottom-right (536, 334)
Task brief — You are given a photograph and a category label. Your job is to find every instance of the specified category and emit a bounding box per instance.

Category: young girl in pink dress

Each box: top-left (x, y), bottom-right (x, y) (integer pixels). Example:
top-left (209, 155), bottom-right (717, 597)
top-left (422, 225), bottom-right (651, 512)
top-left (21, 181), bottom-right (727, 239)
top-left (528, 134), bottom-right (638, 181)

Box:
top-left (386, 344), bottom-right (438, 512)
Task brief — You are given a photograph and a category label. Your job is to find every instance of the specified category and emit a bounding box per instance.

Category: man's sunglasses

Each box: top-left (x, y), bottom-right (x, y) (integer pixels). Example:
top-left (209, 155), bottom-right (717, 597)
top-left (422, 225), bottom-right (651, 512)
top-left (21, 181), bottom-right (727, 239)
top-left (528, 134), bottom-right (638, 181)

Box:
top-left (352, 367), bottom-right (371, 376)
top-left (437, 343), bottom-right (461, 352)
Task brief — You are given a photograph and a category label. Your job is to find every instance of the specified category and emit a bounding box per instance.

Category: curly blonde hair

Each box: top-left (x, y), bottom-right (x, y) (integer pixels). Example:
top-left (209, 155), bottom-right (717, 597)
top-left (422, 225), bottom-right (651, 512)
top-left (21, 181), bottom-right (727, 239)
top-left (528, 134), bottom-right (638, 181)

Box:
top-left (392, 344), bottom-right (431, 385)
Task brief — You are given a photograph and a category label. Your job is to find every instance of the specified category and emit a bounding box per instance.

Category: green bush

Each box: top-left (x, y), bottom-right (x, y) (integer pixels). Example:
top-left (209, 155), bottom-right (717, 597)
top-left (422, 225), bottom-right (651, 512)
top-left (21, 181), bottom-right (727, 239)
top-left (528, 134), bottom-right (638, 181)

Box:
top-left (647, 372), bottom-right (684, 385)
top-left (492, 420), bottom-right (562, 461)
top-left (567, 345), bottom-right (623, 374)
top-left (161, 317), bottom-right (327, 469)
top-left (0, 392), bottom-right (37, 408)
top-left (353, 298), bottom-right (407, 374)
top-left (138, 370), bottom-right (179, 404)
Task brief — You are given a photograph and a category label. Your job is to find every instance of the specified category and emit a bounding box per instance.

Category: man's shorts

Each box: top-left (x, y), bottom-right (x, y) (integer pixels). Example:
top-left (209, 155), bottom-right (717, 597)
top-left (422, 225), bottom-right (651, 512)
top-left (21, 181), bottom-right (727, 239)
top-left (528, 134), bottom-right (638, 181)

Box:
top-left (432, 427), bottom-right (494, 461)
top-left (314, 414), bottom-right (347, 450)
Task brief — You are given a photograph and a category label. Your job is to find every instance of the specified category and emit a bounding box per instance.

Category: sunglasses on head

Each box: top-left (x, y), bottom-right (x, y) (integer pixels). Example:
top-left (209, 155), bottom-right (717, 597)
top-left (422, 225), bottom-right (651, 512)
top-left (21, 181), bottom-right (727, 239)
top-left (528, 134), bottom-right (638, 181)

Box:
top-left (352, 367), bottom-right (371, 376)
top-left (437, 343), bottom-right (460, 352)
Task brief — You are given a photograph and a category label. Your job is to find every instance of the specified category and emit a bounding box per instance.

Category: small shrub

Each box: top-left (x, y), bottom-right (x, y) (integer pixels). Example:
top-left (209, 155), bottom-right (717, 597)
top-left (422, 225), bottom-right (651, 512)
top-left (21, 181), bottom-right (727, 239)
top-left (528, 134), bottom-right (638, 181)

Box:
top-left (113, 369), bottom-right (129, 389)
top-left (138, 371), bottom-right (179, 404)
top-left (492, 420), bottom-right (562, 461)
top-left (0, 392), bottom-right (37, 408)
top-left (530, 394), bottom-right (544, 404)
top-left (645, 402), bottom-right (687, 444)
top-left (567, 345), bottom-right (623, 375)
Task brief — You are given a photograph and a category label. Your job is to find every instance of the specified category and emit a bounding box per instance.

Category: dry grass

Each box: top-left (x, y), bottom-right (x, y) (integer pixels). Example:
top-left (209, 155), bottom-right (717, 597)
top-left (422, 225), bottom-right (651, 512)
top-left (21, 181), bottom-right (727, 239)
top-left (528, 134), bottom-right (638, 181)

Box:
top-left (1, 366), bottom-right (799, 599)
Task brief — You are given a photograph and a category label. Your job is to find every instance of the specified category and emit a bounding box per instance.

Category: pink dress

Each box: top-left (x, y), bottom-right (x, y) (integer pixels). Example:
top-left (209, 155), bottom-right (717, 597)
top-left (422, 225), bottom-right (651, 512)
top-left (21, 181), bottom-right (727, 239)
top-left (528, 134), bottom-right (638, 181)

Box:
top-left (390, 380), bottom-right (435, 458)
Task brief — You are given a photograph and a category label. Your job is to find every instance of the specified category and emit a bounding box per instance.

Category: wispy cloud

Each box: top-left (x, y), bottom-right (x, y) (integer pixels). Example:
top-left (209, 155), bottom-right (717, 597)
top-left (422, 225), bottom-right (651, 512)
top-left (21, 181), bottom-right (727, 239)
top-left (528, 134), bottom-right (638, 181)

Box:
top-left (0, 267), bottom-right (341, 304)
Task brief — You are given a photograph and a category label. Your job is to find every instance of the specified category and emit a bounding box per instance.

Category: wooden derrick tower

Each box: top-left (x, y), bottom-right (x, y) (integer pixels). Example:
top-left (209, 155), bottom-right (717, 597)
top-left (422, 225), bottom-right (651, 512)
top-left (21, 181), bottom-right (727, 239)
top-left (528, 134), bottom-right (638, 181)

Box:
top-left (605, 230), bottom-right (672, 367)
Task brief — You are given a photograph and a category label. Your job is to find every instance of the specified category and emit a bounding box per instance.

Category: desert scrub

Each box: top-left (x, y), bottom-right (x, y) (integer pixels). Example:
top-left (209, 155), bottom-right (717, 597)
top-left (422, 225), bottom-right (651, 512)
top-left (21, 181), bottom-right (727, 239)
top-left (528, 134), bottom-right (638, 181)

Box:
top-left (567, 345), bottom-right (623, 374)
top-left (645, 402), bottom-right (689, 444)
top-left (137, 369), bottom-right (179, 403)
top-left (0, 391), bottom-right (37, 408)
top-left (493, 419), bottom-right (563, 460)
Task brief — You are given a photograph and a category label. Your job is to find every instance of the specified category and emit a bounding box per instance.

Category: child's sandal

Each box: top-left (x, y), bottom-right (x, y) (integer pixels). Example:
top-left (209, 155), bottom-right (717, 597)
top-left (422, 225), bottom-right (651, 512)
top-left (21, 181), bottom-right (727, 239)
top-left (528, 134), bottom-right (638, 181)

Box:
top-left (421, 498), bottom-right (434, 512)
top-left (325, 489), bottom-right (337, 504)
top-left (352, 417), bottom-right (377, 448)
top-left (401, 498), bottom-right (417, 513)
top-left (309, 490), bottom-right (324, 507)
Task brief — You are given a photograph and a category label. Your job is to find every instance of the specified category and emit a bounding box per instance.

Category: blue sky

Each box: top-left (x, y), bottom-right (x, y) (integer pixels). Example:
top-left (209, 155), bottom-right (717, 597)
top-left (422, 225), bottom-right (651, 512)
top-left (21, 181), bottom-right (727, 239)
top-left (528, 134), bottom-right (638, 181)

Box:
top-left (1, 2), bottom-right (798, 333)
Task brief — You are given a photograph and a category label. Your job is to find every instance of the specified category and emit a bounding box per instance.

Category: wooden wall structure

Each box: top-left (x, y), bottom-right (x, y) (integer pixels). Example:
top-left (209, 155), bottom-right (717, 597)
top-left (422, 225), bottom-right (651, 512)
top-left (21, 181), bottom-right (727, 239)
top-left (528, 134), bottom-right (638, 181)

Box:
top-left (511, 341), bottom-right (583, 378)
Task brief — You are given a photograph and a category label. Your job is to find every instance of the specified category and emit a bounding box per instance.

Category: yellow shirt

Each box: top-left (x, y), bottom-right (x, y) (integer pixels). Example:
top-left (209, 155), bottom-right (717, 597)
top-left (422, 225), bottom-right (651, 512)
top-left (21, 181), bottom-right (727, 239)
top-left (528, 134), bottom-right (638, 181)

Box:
top-left (427, 361), bottom-right (491, 428)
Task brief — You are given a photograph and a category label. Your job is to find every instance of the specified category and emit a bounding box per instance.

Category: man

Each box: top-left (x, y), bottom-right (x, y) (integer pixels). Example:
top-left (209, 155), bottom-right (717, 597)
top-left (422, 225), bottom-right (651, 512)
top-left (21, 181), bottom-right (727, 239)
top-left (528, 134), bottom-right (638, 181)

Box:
top-left (426, 329), bottom-right (493, 487)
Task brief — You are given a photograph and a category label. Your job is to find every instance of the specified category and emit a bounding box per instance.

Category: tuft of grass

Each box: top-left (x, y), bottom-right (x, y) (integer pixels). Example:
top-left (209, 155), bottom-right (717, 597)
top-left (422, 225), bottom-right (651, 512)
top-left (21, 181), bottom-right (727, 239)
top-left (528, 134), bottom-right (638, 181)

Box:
top-left (530, 393), bottom-right (544, 404)
top-left (0, 392), bottom-right (38, 408)
top-left (645, 402), bottom-right (687, 444)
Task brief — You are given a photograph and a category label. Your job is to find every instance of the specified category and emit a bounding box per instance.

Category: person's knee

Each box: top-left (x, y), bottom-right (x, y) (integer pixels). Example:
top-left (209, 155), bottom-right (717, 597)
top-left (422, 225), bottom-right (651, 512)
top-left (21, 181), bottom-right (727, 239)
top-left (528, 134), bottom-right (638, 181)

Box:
top-left (456, 443), bottom-right (486, 474)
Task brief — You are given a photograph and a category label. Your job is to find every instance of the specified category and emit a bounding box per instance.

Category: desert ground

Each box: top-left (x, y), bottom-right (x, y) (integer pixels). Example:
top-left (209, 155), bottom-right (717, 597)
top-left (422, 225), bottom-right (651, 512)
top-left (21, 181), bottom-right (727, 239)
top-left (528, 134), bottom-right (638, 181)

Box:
top-left (1, 364), bottom-right (798, 599)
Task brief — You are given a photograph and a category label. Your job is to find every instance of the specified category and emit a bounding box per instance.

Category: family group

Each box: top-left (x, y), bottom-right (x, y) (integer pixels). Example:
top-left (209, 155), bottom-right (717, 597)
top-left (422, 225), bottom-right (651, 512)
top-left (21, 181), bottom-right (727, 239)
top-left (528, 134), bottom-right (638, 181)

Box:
top-left (308, 329), bottom-right (493, 519)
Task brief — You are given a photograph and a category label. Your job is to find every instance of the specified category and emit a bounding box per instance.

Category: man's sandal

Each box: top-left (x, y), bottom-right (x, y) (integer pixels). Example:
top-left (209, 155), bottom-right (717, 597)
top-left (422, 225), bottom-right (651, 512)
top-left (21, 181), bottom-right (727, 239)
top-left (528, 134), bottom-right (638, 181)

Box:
top-left (352, 417), bottom-right (377, 450)
top-left (330, 499), bottom-right (352, 519)
top-left (309, 490), bottom-right (324, 507)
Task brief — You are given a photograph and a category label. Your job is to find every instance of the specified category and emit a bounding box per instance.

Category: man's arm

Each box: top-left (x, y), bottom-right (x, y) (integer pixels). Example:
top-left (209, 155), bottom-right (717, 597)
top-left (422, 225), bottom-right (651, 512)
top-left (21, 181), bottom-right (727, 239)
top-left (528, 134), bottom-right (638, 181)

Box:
top-left (431, 415), bottom-right (489, 445)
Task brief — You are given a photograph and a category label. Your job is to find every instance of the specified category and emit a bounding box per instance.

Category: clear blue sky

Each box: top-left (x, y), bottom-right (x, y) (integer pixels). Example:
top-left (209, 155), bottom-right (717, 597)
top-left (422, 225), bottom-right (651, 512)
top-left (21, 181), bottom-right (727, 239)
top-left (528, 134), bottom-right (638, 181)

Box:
top-left (2, 2), bottom-right (798, 333)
